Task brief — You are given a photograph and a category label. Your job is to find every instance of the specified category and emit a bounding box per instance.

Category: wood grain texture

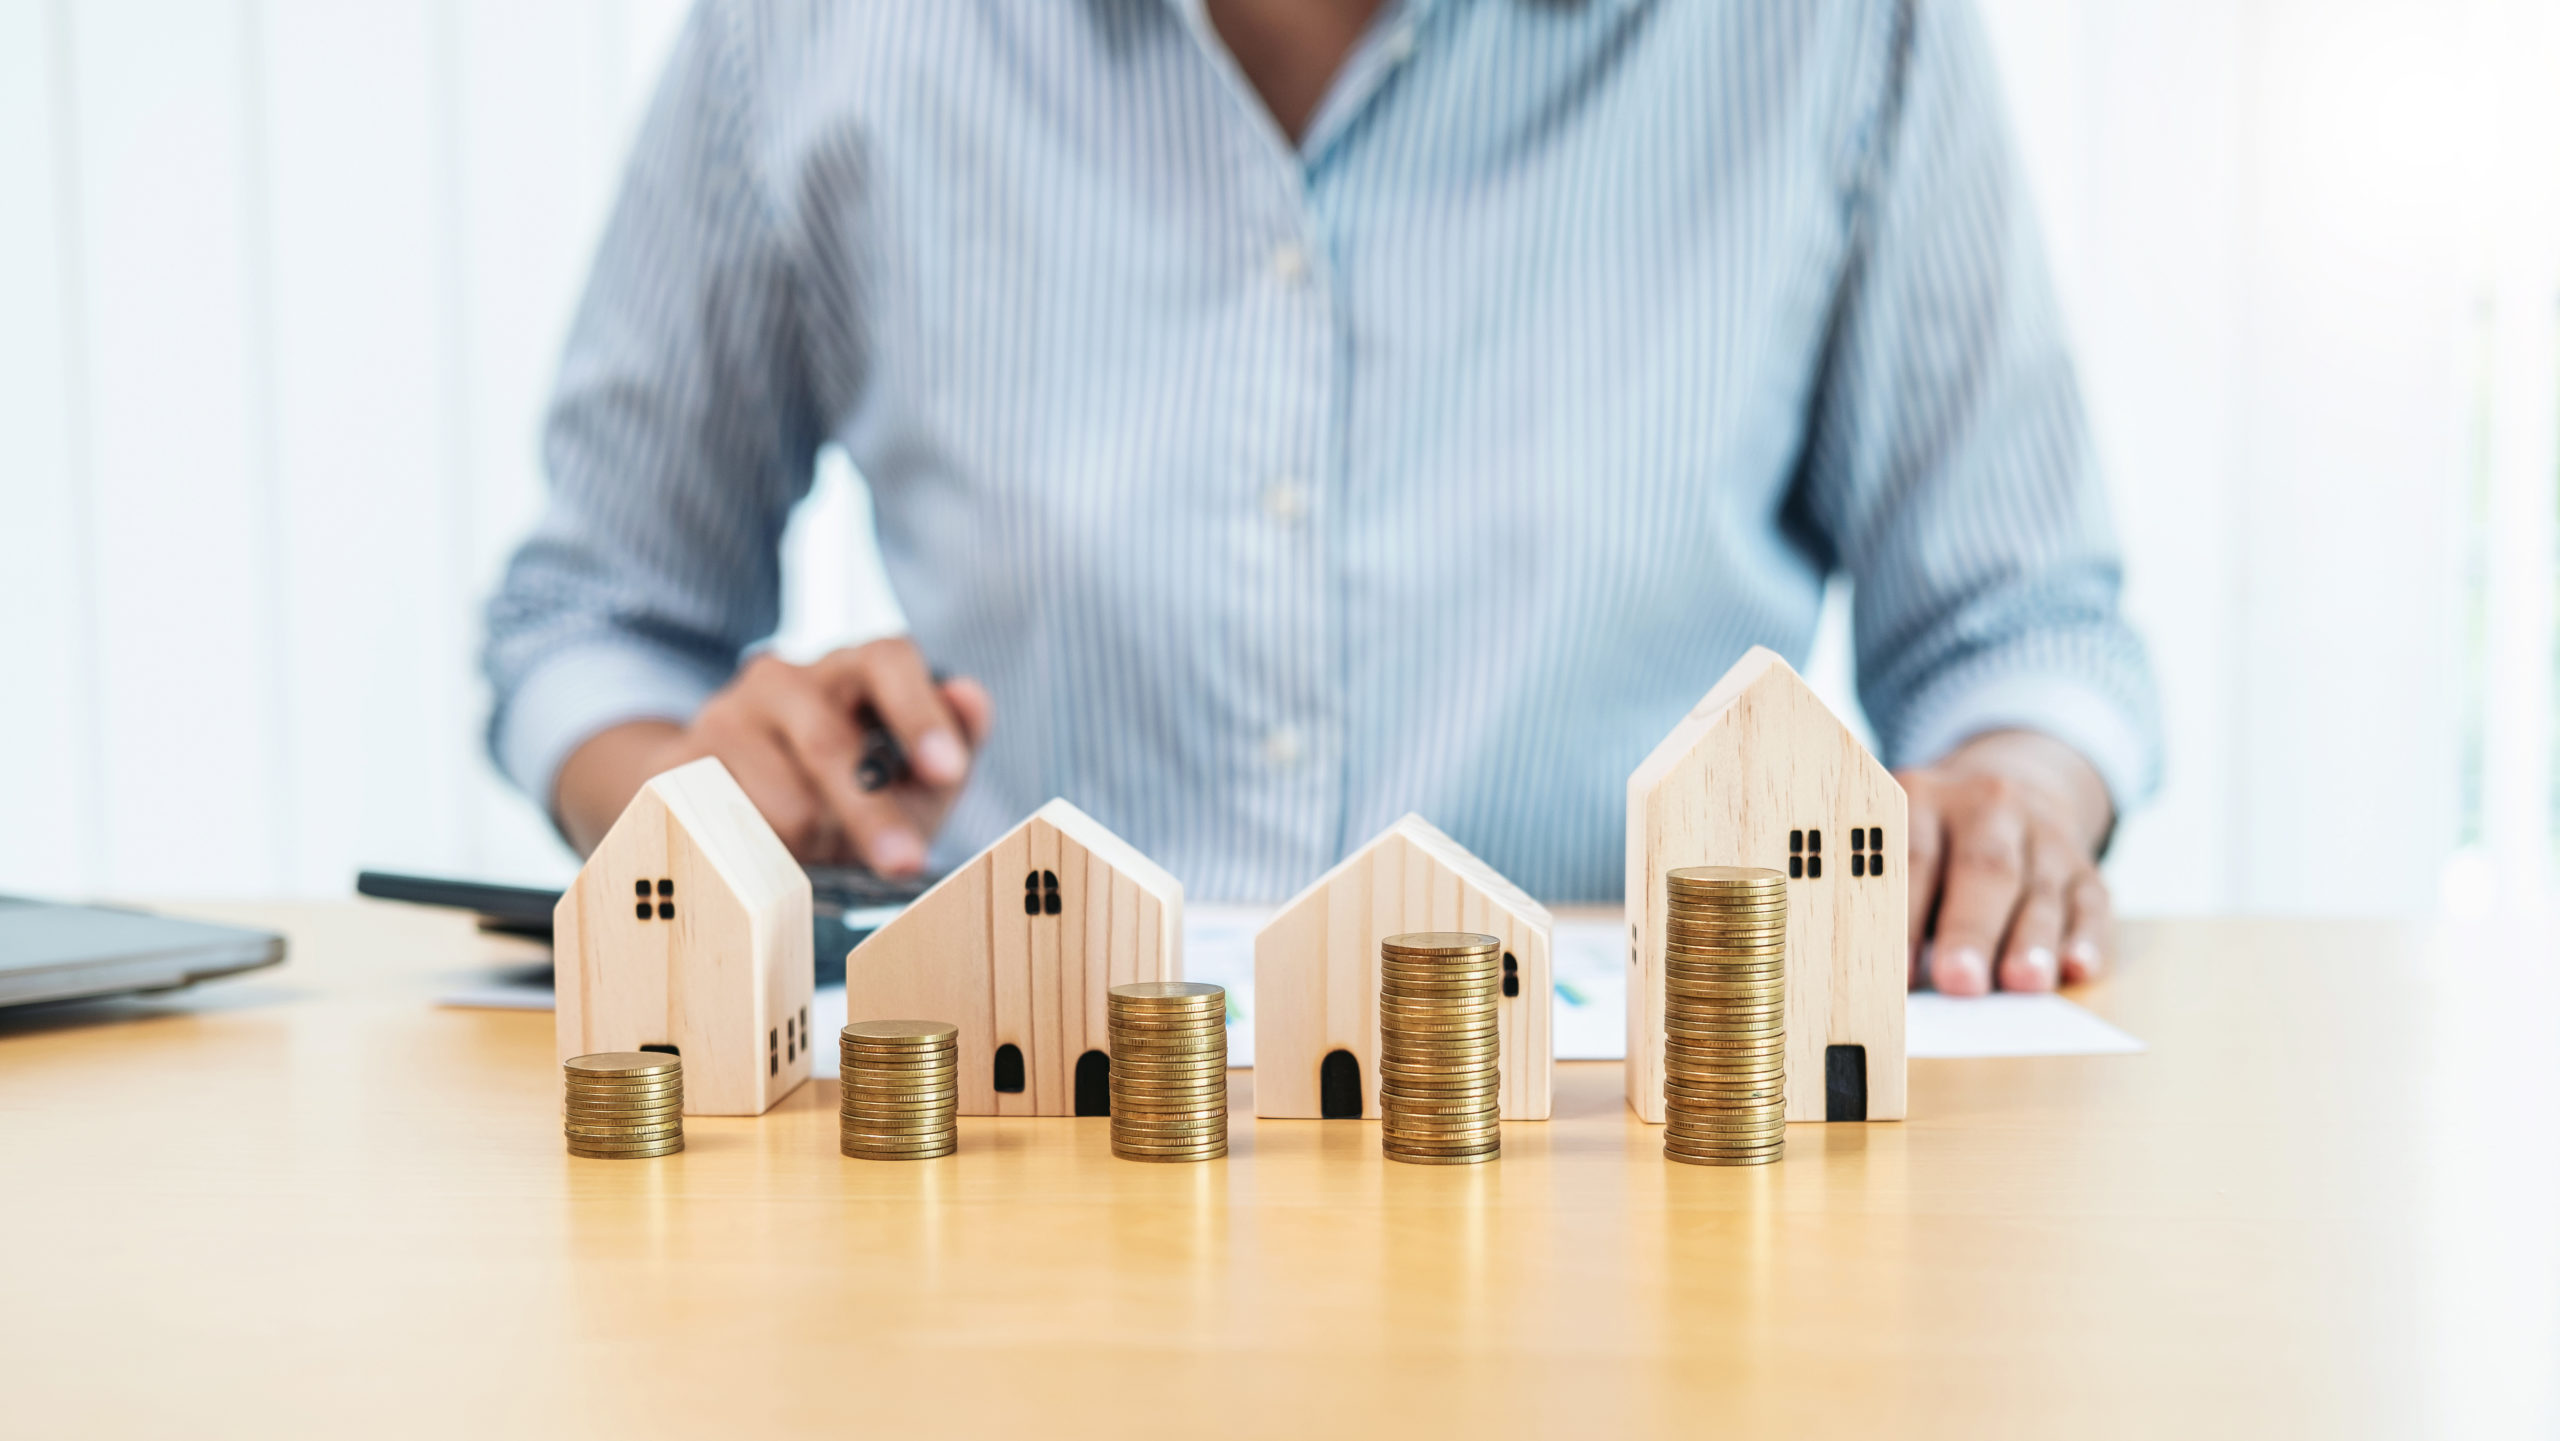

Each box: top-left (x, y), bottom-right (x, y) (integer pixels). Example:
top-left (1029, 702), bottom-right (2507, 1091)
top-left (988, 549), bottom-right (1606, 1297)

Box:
top-left (552, 757), bottom-right (811, 1116)
top-left (845, 799), bottom-right (1182, 1116)
top-left (1626, 648), bottom-right (1908, 1124)
top-left (8, 904), bottom-right (2550, 1439)
top-left (1254, 815), bottom-right (1553, 1121)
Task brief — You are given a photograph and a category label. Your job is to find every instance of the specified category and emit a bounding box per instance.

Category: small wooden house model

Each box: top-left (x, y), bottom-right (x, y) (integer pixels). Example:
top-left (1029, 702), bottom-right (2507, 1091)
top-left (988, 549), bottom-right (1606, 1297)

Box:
top-left (554, 757), bottom-right (814, 1116)
top-left (845, 799), bottom-right (1183, 1117)
top-left (1254, 815), bottom-right (1553, 1122)
top-left (1625, 647), bottom-right (1908, 1124)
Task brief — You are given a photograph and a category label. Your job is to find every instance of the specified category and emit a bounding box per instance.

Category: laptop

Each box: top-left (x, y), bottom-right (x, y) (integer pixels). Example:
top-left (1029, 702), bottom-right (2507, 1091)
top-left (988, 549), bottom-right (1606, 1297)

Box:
top-left (355, 866), bottom-right (932, 988)
top-left (0, 896), bottom-right (286, 1009)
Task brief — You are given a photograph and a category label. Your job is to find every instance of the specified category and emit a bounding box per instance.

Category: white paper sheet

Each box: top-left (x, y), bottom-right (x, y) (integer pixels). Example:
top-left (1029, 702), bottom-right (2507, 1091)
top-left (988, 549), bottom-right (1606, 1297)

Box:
top-left (441, 909), bottom-right (2141, 1063)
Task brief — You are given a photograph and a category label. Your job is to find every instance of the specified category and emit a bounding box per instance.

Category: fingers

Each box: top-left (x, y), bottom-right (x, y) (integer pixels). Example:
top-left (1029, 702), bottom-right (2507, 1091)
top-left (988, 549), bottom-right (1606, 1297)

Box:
top-left (824, 640), bottom-right (973, 788)
top-left (702, 717), bottom-right (837, 862)
top-left (1922, 784), bottom-right (2026, 997)
top-left (940, 675), bottom-right (995, 750)
top-left (2061, 870), bottom-right (2113, 984)
top-left (1995, 834), bottom-right (2070, 993)
top-left (758, 666), bottom-right (928, 874)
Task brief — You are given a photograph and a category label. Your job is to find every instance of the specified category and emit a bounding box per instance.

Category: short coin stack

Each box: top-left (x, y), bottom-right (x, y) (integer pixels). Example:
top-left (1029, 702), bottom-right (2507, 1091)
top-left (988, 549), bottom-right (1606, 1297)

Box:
top-left (1378, 931), bottom-right (1503, 1166)
top-left (1106, 982), bottom-right (1229, 1162)
top-left (563, 1052), bottom-right (683, 1159)
top-left (1661, 865), bottom-right (1789, 1165)
top-left (839, 1020), bottom-right (959, 1159)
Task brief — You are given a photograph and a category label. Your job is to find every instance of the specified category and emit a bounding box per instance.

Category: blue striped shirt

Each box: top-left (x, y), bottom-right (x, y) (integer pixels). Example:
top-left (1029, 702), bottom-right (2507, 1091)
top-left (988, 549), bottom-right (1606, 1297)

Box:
top-left (485, 0), bottom-right (2159, 902)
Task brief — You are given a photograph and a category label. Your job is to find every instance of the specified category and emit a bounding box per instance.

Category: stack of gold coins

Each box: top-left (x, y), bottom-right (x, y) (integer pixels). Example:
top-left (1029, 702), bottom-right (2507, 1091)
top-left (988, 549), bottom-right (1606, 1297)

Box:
top-left (840, 1021), bottom-right (958, 1160)
top-left (563, 1052), bottom-right (683, 1159)
top-left (1661, 866), bottom-right (1788, 1165)
top-left (1378, 932), bottom-right (1503, 1166)
top-left (1107, 982), bottom-right (1228, 1162)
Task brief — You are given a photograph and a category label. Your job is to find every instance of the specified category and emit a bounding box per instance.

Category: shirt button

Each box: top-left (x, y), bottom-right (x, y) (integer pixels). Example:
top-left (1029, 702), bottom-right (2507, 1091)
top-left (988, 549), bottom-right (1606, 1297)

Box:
top-left (1269, 241), bottom-right (1310, 285)
top-left (1381, 27), bottom-right (1416, 64)
top-left (1261, 727), bottom-right (1305, 769)
top-left (1262, 478), bottom-right (1310, 522)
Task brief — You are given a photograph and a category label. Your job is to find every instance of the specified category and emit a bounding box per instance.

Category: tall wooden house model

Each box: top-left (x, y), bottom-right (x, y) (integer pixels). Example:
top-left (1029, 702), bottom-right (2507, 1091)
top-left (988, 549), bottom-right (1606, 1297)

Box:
top-left (555, 757), bottom-right (814, 1116)
top-left (1255, 815), bottom-right (1552, 1122)
top-left (1625, 647), bottom-right (1909, 1124)
top-left (846, 799), bottom-right (1183, 1117)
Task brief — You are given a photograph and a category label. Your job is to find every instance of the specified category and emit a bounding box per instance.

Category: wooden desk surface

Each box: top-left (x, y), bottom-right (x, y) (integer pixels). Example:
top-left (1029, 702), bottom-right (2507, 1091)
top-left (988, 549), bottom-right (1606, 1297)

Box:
top-left (2, 903), bottom-right (2553, 1438)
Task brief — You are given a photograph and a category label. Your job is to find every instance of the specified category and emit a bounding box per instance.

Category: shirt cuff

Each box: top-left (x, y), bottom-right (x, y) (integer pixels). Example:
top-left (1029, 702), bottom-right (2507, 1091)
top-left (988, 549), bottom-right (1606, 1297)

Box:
top-left (491, 640), bottom-right (728, 818)
top-left (1892, 673), bottom-right (2157, 818)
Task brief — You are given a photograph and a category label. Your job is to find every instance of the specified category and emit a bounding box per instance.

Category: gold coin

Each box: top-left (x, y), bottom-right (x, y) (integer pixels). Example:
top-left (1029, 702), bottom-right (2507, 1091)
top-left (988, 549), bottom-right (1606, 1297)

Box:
top-left (842, 1048), bottom-right (959, 1063)
top-left (844, 1145), bottom-right (955, 1160)
top-left (1380, 930), bottom-right (1501, 954)
top-left (1382, 1054), bottom-right (1495, 1074)
top-left (1376, 1018), bottom-right (1503, 1038)
top-left (1108, 1007), bottom-right (1227, 1023)
top-left (844, 1018), bottom-right (956, 1040)
top-left (1377, 1001), bottom-right (1498, 1017)
top-left (1383, 1122), bottom-right (1503, 1141)
top-left (1109, 979), bottom-right (1225, 1002)
top-left (1665, 1035), bottom-right (1790, 1052)
top-left (840, 1125), bottom-right (959, 1143)
top-left (568, 1144), bottom-right (684, 1160)
top-left (1112, 1145), bottom-right (1226, 1162)
top-left (1663, 1130), bottom-right (1788, 1149)
top-left (1108, 1102), bottom-right (1230, 1121)
top-left (564, 1052), bottom-right (682, 1077)
top-left (1384, 1151), bottom-right (1498, 1166)
top-left (563, 1109), bottom-right (684, 1126)
top-left (1109, 1132), bottom-right (1229, 1150)
top-left (1662, 1025), bottom-right (1788, 1043)
top-left (564, 1077), bottom-right (684, 1094)
top-left (1664, 1135), bottom-right (1787, 1154)
top-left (560, 1131), bottom-right (680, 1146)
top-left (1664, 864), bottom-right (1787, 886)
top-left (1110, 1054), bottom-right (1229, 1070)
top-left (1379, 1078), bottom-right (1503, 1095)
top-left (1382, 1131), bottom-right (1502, 1148)
top-left (565, 1133), bottom-right (687, 1151)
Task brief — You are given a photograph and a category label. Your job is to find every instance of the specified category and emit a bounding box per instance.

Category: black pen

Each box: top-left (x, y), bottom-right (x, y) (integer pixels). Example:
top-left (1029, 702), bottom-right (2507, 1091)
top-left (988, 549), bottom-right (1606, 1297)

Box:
top-left (853, 670), bottom-right (952, 792)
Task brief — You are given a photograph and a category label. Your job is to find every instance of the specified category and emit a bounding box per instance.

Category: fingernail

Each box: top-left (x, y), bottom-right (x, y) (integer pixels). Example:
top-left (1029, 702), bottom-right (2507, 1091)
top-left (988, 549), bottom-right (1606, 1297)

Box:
top-left (912, 729), bottom-right (967, 784)
top-left (2065, 939), bottom-right (2103, 980)
top-left (2020, 945), bottom-right (2058, 988)
top-left (1937, 946), bottom-right (1989, 995)
top-left (868, 829), bottom-right (926, 875)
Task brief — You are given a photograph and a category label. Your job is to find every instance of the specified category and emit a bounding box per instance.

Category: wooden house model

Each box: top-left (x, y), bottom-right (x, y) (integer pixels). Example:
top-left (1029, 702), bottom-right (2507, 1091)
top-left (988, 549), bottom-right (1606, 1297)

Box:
top-left (845, 799), bottom-right (1183, 1117)
top-left (554, 757), bottom-right (814, 1116)
top-left (1254, 814), bottom-right (1553, 1122)
top-left (1625, 647), bottom-right (1908, 1124)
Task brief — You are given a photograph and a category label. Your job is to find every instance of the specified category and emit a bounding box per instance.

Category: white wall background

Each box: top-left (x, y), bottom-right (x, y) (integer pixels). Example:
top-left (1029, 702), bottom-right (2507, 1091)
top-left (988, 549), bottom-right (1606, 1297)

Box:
top-left (4, 0), bottom-right (2555, 912)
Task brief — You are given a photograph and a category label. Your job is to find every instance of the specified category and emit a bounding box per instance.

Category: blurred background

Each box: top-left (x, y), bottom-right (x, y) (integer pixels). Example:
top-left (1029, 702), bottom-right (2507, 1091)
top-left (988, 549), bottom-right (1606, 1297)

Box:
top-left (3, 0), bottom-right (2555, 917)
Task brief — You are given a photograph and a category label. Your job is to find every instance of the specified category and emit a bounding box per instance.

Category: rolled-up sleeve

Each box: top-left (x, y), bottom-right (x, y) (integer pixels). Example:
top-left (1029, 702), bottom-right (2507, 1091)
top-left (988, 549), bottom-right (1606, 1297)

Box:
top-left (482, 0), bottom-right (821, 813)
top-left (1800, 0), bottom-right (2161, 811)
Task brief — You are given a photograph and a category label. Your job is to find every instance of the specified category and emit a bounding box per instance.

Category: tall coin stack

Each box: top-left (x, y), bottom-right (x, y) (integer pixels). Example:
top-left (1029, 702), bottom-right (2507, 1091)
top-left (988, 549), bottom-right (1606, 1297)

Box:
top-left (1378, 931), bottom-right (1503, 1166)
top-left (1106, 982), bottom-right (1229, 1162)
top-left (840, 1020), bottom-right (958, 1160)
top-left (1661, 865), bottom-right (1788, 1166)
top-left (563, 1051), bottom-right (683, 1159)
